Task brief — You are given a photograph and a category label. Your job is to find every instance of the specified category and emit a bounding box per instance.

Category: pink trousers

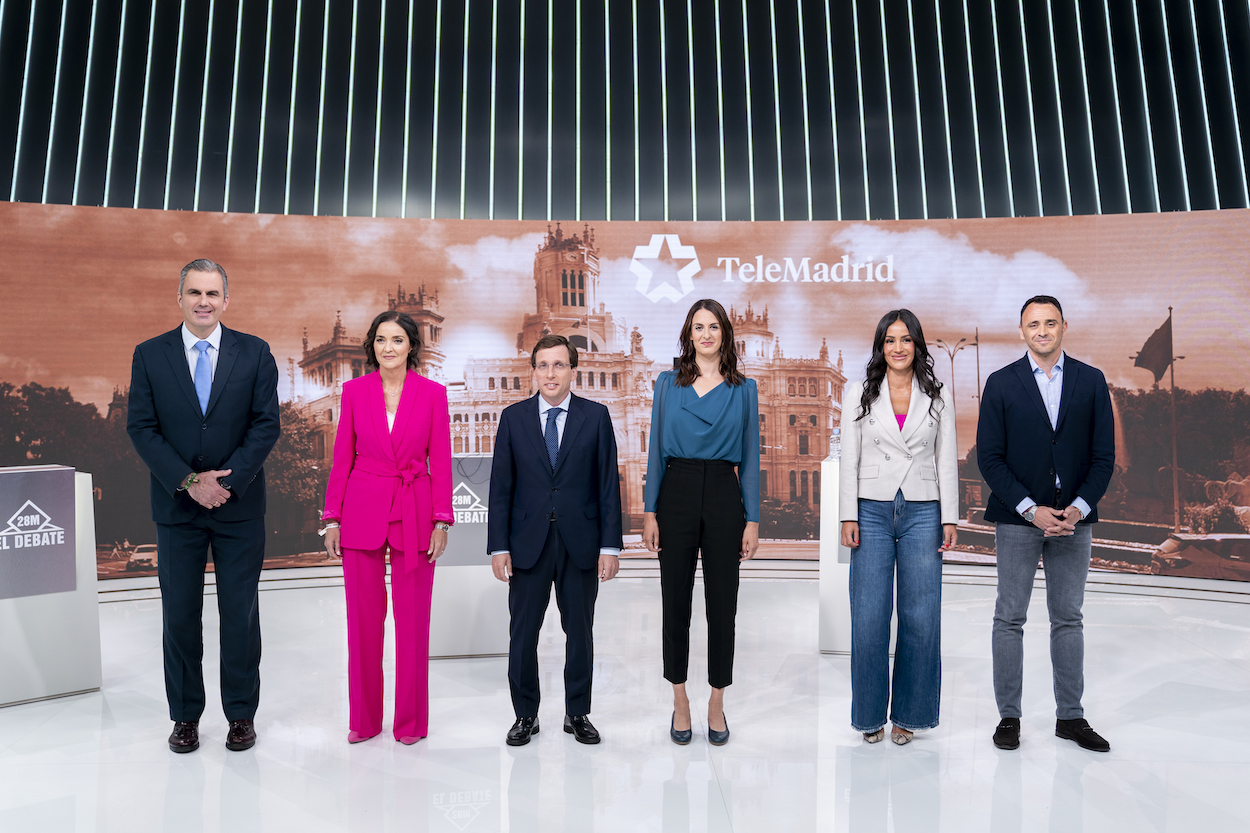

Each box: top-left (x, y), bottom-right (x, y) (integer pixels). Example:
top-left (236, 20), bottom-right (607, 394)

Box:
top-left (342, 543), bottom-right (436, 740)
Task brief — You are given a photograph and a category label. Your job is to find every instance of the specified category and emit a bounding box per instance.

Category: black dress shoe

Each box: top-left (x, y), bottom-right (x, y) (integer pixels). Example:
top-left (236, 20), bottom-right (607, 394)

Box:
top-left (168, 721), bottom-right (200, 753)
top-left (1056, 718), bottom-right (1110, 752)
top-left (226, 719), bottom-right (256, 751)
top-left (670, 712), bottom-right (693, 745)
top-left (564, 715), bottom-right (601, 744)
top-left (993, 718), bottom-right (1020, 750)
top-left (507, 716), bottom-right (539, 746)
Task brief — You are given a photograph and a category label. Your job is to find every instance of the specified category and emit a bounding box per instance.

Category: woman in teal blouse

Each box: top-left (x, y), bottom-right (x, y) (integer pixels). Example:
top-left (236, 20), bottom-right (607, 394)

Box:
top-left (643, 298), bottom-right (760, 747)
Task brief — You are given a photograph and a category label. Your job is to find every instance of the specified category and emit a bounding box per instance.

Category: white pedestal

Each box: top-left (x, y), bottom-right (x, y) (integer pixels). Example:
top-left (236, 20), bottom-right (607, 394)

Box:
top-left (818, 458), bottom-right (853, 654)
top-left (0, 471), bottom-right (103, 706)
top-left (429, 565), bottom-right (510, 658)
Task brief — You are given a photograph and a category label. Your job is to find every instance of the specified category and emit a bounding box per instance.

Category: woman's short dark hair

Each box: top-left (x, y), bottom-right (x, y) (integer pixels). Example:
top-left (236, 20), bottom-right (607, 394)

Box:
top-left (530, 334), bottom-right (578, 368)
top-left (675, 298), bottom-right (745, 387)
top-left (363, 310), bottom-right (422, 371)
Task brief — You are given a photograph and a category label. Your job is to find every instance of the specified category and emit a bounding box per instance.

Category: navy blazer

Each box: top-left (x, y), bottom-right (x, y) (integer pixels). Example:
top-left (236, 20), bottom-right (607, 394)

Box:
top-left (487, 393), bottom-right (623, 570)
top-left (127, 325), bottom-right (281, 525)
top-left (977, 354), bottom-right (1115, 526)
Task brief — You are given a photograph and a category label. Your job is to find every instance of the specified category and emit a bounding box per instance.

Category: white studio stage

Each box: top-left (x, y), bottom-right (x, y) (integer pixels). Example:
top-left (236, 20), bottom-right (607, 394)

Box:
top-left (2, 561), bottom-right (1249, 833)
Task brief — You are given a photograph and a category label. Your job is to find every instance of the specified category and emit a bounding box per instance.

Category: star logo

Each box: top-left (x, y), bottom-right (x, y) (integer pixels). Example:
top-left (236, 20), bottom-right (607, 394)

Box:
top-left (630, 234), bottom-right (701, 303)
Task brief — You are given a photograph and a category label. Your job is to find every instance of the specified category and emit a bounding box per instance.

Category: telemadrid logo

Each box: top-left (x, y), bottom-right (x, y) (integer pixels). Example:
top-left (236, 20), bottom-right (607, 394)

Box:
top-left (630, 234), bottom-right (702, 303)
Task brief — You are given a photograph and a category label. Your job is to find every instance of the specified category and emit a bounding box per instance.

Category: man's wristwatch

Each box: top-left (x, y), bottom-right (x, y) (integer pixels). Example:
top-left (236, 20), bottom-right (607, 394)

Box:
top-left (434, 522), bottom-right (451, 531)
top-left (1022, 506), bottom-right (1038, 523)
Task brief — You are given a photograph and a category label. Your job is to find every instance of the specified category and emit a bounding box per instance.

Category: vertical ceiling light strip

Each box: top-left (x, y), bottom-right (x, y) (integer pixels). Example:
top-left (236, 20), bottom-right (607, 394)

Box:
top-left (1041, 0), bottom-right (1072, 214)
top-left (400, 0), bottom-right (414, 217)
top-left (1071, 0), bottom-right (1102, 213)
top-left (161, 0), bottom-right (188, 211)
top-left (282, 0), bottom-right (303, 215)
top-left (1184, 0), bottom-right (1219, 207)
top-left (342, 0), bottom-right (360, 217)
top-left (9, 0), bottom-right (37, 203)
top-left (795, 0), bottom-right (813, 220)
top-left (313, 0), bottom-right (330, 215)
top-left (988, 0), bottom-right (1016, 216)
top-left (714, 0), bottom-right (727, 220)
top-left (740, 0), bottom-right (757, 220)
top-left (575, 0), bottom-right (582, 220)
top-left (1155, 0), bottom-right (1190, 210)
top-left (192, 0), bottom-right (217, 211)
top-left (931, 0), bottom-right (957, 217)
top-left (516, 0), bottom-right (524, 219)
top-left (822, 0), bottom-right (841, 220)
top-left (72, 0), bottom-right (102, 205)
top-left (223, 0), bottom-right (247, 212)
top-left (545, 0), bottom-right (552, 220)
top-left (457, 0), bottom-right (472, 219)
top-left (1128, 0), bottom-right (1161, 211)
top-left (959, 0), bottom-right (987, 216)
top-left (40, 0), bottom-right (69, 204)
top-left (1012, 0), bottom-right (1043, 215)
top-left (133, 0), bottom-right (160, 208)
top-left (767, 0), bottom-right (785, 219)
top-left (430, 0), bottom-right (444, 218)
top-left (659, 0), bottom-right (671, 220)
top-left (903, 0), bottom-right (928, 219)
top-left (1215, 0), bottom-right (1248, 205)
top-left (631, 0), bottom-right (640, 220)
top-left (254, 0), bottom-right (276, 214)
top-left (103, 0), bottom-right (131, 207)
top-left (604, 0), bottom-right (611, 219)
top-left (876, 0), bottom-right (899, 220)
top-left (372, 0), bottom-right (389, 218)
top-left (487, 0), bottom-right (498, 218)
top-left (851, 0), bottom-right (869, 219)
top-left (1100, 0), bottom-right (1131, 210)
top-left (685, 0), bottom-right (698, 219)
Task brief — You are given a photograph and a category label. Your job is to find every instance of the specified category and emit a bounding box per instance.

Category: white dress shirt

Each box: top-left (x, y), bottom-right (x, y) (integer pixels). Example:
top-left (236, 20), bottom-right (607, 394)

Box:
top-left (1017, 351), bottom-right (1092, 520)
top-left (180, 323), bottom-right (222, 381)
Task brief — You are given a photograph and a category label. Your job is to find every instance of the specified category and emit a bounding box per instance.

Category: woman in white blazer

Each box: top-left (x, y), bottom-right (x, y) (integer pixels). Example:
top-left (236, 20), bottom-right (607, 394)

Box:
top-left (840, 309), bottom-right (958, 745)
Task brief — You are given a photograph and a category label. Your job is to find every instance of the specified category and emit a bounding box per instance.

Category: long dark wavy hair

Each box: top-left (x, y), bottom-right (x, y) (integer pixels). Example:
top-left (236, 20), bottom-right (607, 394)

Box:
top-left (363, 310), bottom-right (423, 371)
top-left (675, 298), bottom-right (745, 387)
top-left (856, 309), bottom-right (943, 421)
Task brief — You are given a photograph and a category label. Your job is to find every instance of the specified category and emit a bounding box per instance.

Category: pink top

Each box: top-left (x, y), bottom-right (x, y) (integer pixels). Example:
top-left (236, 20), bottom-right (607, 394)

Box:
top-left (895, 413), bottom-right (907, 431)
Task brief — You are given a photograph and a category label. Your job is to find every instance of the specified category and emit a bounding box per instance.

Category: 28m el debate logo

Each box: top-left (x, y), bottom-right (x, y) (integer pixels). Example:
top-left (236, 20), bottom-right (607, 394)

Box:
top-left (0, 500), bottom-right (66, 550)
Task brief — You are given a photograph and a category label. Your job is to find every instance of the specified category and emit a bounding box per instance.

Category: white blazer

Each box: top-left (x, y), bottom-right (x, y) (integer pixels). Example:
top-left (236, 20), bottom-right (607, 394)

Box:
top-left (839, 377), bottom-right (959, 525)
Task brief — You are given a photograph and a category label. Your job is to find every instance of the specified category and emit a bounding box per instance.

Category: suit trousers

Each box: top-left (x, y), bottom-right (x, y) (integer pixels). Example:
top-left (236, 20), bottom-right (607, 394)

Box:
top-left (508, 522), bottom-right (599, 718)
top-left (992, 522), bottom-right (1092, 720)
top-left (657, 458), bottom-right (746, 689)
top-left (157, 515), bottom-right (265, 722)
top-left (343, 540), bottom-right (437, 740)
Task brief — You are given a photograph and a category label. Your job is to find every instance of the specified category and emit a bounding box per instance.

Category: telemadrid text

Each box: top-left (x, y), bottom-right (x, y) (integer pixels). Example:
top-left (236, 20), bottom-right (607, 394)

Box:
top-left (718, 255), bottom-right (895, 283)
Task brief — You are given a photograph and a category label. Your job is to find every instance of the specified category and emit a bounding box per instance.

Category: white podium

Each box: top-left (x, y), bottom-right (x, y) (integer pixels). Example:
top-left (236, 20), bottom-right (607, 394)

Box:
top-left (0, 468), bottom-right (102, 707)
top-left (818, 458), bottom-right (853, 654)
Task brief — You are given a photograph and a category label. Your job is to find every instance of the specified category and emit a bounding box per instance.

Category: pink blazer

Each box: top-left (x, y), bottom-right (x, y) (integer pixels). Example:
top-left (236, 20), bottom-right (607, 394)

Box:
top-left (322, 371), bottom-right (453, 571)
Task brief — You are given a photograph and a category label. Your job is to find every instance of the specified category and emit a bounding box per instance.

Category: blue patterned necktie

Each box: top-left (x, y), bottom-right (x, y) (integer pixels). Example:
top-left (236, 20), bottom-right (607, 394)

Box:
top-left (194, 340), bottom-right (212, 413)
top-left (544, 407), bottom-right (563, 471)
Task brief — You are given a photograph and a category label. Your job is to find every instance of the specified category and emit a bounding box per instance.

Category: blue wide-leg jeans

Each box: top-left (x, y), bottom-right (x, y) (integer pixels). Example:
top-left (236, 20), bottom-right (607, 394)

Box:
top-left (849, 490), bottom-right (943, 733)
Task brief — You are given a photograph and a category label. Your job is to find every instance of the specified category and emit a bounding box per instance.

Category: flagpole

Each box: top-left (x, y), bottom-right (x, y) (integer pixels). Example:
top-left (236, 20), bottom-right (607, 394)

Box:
top-left (1169, 306), bottom-right (1179, 532)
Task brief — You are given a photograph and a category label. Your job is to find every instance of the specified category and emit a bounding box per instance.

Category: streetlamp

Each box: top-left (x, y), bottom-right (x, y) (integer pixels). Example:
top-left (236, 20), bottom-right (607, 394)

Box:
top-left (931, 337), bottom-right (967, 406)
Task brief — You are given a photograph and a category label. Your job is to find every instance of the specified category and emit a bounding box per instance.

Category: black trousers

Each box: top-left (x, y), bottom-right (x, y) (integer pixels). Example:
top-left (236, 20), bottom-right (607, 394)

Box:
top-left (657, 458), bottom-right (746, 688)
top-left (157, 514), bottom-right (265, 722)
top-left (508, 522), bottom-right (600, 718)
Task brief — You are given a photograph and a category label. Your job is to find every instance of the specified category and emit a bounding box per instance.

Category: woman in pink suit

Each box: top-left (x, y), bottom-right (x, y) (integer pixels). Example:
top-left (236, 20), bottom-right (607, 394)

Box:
top-left (321, 310), bottom-right (453, 745)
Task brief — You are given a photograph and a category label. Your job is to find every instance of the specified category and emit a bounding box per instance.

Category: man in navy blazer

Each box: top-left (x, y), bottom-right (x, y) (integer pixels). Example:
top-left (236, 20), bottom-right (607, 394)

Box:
top-left (977, 295), bottom-right (1115, 753)
top-left (127, 260), bottom-right (280, 754)
top-left (488, 334), bottom-right (623, 746)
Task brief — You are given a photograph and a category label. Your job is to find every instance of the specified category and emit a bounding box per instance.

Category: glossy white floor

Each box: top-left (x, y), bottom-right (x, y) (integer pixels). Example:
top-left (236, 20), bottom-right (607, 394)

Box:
top-left (3, 565), bottom-right (1250, 833)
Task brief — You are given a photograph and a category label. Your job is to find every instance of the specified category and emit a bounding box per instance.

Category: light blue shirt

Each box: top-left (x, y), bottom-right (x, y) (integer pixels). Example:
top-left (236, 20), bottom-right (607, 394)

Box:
top-left (180, 323), bottom-right (221, 380)
top-left (1016, 351), bottom-right (1092, 520)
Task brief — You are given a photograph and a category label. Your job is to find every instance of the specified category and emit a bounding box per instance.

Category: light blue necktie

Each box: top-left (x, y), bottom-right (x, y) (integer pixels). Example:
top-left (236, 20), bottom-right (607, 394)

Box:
top-left (194, 340), bottom-right (212, 414)
top-left (544, 407), bottom-right (563, 472)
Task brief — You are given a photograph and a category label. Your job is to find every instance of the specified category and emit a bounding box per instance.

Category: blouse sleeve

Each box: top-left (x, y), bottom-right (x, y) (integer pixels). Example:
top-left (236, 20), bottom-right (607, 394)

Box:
top-left (739, 380), bottom-right (761, 523)
top-left (643, 372), bottom-right (670, 513)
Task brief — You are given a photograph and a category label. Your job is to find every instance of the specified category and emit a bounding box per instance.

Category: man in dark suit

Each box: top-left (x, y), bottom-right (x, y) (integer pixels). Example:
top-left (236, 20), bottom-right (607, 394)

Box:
top-left (977, 295), bottom-right (1115, 753)
top-left (127, 259), bottom-right (280, 754)
top-left (488, 334), bottom-right (623, 746)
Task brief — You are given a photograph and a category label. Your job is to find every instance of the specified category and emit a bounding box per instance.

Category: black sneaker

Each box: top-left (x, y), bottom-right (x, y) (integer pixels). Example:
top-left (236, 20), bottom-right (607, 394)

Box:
top-left (993, 718), bottom-right (1020, 750)
top-left (1055, 718), bottom-right (1110, 752)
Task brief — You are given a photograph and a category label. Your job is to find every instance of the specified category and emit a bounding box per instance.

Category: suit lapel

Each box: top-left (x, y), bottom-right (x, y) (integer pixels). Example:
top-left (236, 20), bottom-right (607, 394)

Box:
top-left (522, 395), bottom-right (550, 469)
top-left (204, 327), bottom-right (238, 418)
top-left (367, 372), bottom-right (396, 463)
top-left (554, 395), bottom-right (587, 475)
top-left (1013, 356), bottom-right (1050, 424)
top-left (899, 376), bottom-right (931, 442)
top-left (871, 381), bottom-right (909, 452)
top-left (1055, 356), bottom-right (1079, 432)
top-left (390, 370), bottom-right (418, 454)
top-left (161, 327), bottom-right (202, 415)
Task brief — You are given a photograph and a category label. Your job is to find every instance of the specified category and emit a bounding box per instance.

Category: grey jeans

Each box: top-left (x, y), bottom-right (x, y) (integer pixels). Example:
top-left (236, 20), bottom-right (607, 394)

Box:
top-left (991, 522), bottom-right (1092, 720)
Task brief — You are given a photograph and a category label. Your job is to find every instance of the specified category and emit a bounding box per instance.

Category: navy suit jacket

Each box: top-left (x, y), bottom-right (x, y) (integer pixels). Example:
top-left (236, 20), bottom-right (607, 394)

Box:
top-left (487, 393), bottom-right (623, 570)
top-left (127, 325), bottom-right (281, 525)
top-left (976, 354), bottom-right (1115, 526)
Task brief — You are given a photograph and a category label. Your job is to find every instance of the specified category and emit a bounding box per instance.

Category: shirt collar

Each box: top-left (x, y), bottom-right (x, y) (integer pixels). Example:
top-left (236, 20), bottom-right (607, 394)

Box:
top-left (182, 323), bottom-right (222, 351)
top-left (538, 392), bottom-right (572, 415)
top-left (1027, 350), bottom-right (1064, 376)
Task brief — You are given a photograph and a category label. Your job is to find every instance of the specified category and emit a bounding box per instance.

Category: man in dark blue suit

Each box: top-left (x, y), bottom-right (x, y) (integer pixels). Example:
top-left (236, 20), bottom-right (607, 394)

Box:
top-left (127, 259), bottom-right (280, 754)
top-left (488, 334), bottom-right (623, 746)
top-left (977, 295), bottom-right (1115, 753)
